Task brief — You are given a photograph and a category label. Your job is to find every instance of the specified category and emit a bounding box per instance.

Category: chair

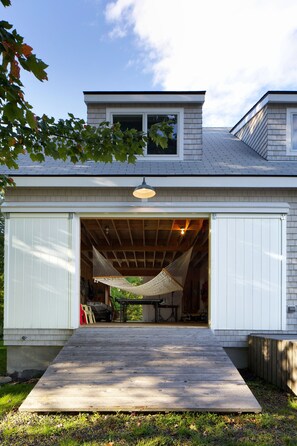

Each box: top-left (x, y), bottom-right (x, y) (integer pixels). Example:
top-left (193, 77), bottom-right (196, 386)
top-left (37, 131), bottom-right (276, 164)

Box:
top-left (81, 304), bottom-right (96, 324)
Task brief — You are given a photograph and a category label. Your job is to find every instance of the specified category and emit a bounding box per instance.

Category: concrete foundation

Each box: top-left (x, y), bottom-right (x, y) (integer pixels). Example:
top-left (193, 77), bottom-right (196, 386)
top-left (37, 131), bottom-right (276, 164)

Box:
top-left (7, 346), bottom-right (62, 379)
top-left (7, 344), bottom-right (249, 379)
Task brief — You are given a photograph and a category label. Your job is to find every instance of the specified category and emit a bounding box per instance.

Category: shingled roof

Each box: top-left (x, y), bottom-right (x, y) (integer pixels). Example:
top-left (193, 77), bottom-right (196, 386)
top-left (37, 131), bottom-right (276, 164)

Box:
top-left (2, 127), bottom-right (297, 177)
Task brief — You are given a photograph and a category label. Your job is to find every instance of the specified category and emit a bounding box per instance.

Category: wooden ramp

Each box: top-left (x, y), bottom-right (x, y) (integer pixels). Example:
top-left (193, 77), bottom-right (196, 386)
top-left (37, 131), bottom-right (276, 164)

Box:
top-left (20, 326), bottom-right (261, 413)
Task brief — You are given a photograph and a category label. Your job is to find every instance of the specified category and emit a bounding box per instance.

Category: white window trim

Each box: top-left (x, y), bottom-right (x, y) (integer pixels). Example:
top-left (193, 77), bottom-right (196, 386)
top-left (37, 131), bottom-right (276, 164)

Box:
top-left (106, 107), bottom-right (184, 160)
top-left (286, 108), bottom-right (297, 155)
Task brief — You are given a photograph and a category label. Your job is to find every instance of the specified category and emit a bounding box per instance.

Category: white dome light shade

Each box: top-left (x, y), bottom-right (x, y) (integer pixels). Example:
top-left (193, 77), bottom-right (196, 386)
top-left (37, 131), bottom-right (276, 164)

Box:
top-left (133, 177), bottom-right (156, 199)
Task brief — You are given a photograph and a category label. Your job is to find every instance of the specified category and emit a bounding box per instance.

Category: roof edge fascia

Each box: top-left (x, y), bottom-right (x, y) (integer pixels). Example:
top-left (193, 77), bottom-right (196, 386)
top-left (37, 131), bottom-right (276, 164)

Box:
top-left (84, 91), bottom-right (206, 104)
top-left (230, 91), bottom-right (297, 135)
top-left (0, 201), bottom-right (290, 215)
top-left (7, 175), bottom-right (297, 189)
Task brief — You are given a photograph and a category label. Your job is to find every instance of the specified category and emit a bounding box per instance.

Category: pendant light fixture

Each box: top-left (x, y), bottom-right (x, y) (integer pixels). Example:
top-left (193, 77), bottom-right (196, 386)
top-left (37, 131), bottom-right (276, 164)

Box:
top-left (133, 177), bottom-right (156, 199)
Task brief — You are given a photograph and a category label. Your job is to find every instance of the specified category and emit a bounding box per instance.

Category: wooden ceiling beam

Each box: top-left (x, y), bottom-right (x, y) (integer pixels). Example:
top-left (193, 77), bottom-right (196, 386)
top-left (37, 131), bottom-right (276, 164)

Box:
top-left (81, 252), bottom-right (92, 267)
top-left (81, 244), bottom-right (200, 253)
top-left (127, 220), bottom-right (134, 246)
top-left (117, 268), bottom-right (162, 276)
top-left (153, 219), bottom-right (160, 267)
top-left (96, 220), bottom-right (111, 246)
top-left (83, 219), bottom-right (204, 231)
top-left (81, 221), bottom-right (99, 247)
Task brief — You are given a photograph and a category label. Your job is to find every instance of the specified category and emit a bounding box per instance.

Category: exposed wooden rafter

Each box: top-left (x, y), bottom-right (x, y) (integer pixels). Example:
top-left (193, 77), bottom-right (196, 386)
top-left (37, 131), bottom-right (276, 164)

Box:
top-left (81, 218), bottom-right (208, 276)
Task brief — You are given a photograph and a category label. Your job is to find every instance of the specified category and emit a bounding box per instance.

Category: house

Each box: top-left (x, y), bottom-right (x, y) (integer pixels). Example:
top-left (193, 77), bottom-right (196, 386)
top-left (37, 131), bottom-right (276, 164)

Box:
top-left (2, 90), bottom-right (297, 377)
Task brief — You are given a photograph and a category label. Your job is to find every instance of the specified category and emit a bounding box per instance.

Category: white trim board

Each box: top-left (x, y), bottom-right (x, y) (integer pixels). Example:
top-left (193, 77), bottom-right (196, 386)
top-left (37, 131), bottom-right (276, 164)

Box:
top-left (1, 201), bottom-right (290, 214)
top-left (106, 107), bottom-right (184, 161)
top-left (10, 176), bottom-right (297, 189)
top-left (231, 92), bottom-right (297, 135)
top-left (84, 92), bottom-right (205, 104)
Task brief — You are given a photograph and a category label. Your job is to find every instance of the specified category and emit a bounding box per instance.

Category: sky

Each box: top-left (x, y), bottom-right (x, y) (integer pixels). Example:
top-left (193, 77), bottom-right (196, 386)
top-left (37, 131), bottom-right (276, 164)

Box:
top-left (2, 0), bottom-right (297, 126)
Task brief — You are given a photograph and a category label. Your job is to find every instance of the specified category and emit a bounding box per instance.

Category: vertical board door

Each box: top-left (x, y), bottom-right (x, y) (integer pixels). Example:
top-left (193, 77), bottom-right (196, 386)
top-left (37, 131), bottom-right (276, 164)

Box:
top-left (4, 213), bottom-right (80, 329)
top-left (211, 214), bottom-right (286, 330)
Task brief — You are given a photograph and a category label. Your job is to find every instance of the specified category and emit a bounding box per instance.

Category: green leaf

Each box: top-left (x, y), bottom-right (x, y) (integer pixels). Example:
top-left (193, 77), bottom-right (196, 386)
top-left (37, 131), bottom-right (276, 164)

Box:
top-left (3, 101), bottom-right (24, 123)
top-left (0, 1), bottom-right (12, 7)
top-left (30, 153), bottom-right (45, 163)
top-left (0, 20), bottom-right (12, 28)
top-left (25, 55), bottom-right (48, 81)
top-left (26, 110), bottom-right (37, 129)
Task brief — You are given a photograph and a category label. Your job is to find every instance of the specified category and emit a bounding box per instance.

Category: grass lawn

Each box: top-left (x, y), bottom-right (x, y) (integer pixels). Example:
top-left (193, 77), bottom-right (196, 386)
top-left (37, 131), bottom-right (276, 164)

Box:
top-left (0, 375), bottom-right (296, 446)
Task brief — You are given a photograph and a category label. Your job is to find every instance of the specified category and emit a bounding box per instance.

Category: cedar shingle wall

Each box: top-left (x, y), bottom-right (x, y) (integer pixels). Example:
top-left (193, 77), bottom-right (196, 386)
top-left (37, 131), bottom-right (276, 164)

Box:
top-left (235, 104), bottom-right (297, 161)
top-left (5, 186), bottom-right (297, 343)
top-left (86, 102), bottom-right (203, 160)
top-left (235, 106), bottom-right (268, 159)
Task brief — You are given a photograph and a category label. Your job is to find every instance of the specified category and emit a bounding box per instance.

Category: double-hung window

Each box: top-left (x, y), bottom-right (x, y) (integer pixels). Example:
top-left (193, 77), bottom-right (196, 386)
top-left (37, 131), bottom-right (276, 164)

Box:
top-left (286, 108), bottom-right (297, 154)
top-left (107, 108), bottom-right (183, 159)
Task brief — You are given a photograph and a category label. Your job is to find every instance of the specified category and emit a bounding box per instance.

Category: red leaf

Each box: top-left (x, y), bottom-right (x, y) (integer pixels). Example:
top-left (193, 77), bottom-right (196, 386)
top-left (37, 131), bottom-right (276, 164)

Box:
top-left (10, 59), bottom-right (20, 79)
top-left (2, 40), bottom-right (11, 52)
top-left (22, 44), bottom-right (33, 57)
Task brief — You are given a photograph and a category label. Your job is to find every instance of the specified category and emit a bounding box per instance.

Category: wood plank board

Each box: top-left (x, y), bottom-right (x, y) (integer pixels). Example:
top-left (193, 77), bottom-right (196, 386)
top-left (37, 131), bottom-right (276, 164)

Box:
top-left (20, 326), bottom-right (261, 413)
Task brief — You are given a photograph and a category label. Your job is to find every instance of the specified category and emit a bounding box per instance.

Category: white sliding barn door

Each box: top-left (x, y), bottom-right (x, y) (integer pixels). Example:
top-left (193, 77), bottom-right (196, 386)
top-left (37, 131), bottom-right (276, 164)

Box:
top-left (211, 214), bottom-right (286, 330)
top-left (4, 213), bottom-right (80, 329)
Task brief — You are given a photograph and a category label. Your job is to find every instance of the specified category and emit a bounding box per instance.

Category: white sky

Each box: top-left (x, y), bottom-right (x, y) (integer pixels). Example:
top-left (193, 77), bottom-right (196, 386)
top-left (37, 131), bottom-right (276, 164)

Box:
top-left (105, 0), bottom-right (297, 126)
top-left (3, 0), bottom-right (297, 127)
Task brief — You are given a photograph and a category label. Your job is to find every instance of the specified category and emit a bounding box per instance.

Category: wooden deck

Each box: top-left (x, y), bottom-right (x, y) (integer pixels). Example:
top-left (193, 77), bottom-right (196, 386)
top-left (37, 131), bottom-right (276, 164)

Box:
top-left (20, 325), bottom-right (261, 413)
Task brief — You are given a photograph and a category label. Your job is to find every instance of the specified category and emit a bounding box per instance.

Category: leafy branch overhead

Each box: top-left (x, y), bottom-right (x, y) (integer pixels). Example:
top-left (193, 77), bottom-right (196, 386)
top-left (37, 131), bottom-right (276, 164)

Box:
top-left (0, 0), bottom-right (173, 188)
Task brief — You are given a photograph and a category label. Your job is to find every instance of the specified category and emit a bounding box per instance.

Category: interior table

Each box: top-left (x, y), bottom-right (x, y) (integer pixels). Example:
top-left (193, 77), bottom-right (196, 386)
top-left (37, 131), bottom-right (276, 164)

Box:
top-left (116, 298), bottom-right (163, 323)
top-left (158, 304), bottom-right (179, 322)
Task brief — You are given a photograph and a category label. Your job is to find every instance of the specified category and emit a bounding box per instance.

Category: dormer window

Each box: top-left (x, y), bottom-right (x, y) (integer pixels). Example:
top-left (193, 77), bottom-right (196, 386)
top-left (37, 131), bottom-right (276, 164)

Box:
top-left (286, 108), bottom-right (297, 154)
top-left (107, 108), bottom-right (183, 159)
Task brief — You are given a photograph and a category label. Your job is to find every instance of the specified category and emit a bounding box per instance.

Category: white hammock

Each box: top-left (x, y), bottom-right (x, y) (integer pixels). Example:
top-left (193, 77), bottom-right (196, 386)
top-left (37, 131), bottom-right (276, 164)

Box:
top-left (93, 246), bottom-right (193, 297)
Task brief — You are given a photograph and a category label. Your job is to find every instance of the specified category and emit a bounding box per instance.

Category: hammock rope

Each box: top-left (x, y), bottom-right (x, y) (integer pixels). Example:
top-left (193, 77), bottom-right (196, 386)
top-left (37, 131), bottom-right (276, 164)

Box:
top-left (93, 246), bottom-right (193, 297)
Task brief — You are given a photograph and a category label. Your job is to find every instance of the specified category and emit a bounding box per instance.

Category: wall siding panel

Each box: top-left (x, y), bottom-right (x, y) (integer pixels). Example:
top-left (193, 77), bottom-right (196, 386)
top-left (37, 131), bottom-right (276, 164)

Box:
top-left (235, 104), bottom-right (297, 161)
top-left (3, 187), bottom-right (295, 348)
top-left (87, 102), bottom-right (203, 160)
top-left (5, 214), bottom-right (77, 329)
top-left (213, 215), bottom-right (283, 330)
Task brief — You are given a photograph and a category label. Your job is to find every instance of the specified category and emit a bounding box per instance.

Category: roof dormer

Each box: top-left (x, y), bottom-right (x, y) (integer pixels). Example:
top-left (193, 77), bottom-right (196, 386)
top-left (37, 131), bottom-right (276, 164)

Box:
top-left (231, 91), bottom-right (297, 161)
top-left (84, 91), bottom-right (205, 161)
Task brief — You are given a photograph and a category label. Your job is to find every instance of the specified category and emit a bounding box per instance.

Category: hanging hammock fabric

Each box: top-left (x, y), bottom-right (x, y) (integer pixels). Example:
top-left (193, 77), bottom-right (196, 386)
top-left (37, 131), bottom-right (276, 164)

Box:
top-left (93, 246), bottom-right (193, 297)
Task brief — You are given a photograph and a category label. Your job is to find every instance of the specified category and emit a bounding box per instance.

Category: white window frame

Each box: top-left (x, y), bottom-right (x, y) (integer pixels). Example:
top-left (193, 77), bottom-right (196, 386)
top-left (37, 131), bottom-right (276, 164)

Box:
top-left (286, 108), bottom-right (297, 154)
top-left (106, 107), bottom-right (184, 160)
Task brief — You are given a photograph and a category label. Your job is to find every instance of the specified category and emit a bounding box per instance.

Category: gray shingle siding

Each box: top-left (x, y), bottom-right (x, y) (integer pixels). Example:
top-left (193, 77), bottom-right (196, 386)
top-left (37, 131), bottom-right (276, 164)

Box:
top-left (235, 106), bottom-right (268, 159)
top-left (5, 186), bottom-right (297, 334)
top-left (235, 103), bottom-right (297, 161)
top-left (86, 102), bottom-right (203, 161)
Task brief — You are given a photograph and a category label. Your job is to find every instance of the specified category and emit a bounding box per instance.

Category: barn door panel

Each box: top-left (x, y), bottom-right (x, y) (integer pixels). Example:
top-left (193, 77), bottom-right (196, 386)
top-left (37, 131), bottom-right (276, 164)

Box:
top-left (211, 214), bottom-right (285, 330)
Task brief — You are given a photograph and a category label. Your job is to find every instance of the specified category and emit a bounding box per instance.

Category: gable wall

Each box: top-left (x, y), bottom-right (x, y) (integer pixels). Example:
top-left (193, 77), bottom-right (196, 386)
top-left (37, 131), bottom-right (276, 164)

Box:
top-left (87, 102), bottom-right (203, 160)
top-left (4, 186), bottom-right (297, 334)
top-left (235, 104), bottom-right (297, 160)
top-left (235, 106), bottom-right (268, 159)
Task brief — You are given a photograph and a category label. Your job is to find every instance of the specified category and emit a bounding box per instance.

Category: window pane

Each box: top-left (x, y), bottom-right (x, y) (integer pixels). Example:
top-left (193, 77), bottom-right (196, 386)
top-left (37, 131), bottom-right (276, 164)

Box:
top-left (147, 114), bottom-right (178, 155)
top-left (292, 114), bottom-right (297, 150)
top-left (113, 115), bottom-right (143, 131)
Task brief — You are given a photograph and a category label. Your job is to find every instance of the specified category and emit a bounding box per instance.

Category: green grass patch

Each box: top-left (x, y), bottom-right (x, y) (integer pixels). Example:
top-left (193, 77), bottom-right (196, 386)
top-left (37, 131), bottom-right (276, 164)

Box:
top-left (0, 378), bottom-right (296, 445)
top-left (0, 381), bottom-right (35, 416)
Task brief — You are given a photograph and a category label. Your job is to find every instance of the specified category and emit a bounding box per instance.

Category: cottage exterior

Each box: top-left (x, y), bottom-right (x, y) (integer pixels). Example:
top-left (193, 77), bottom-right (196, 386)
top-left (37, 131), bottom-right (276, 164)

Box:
top-left (2, 91), bottom-right (297, 376)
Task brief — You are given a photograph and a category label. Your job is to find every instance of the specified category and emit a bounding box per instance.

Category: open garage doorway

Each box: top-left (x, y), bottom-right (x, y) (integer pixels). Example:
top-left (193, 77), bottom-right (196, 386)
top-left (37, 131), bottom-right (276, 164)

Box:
top-left (80, 218), bottom-right (209, 325)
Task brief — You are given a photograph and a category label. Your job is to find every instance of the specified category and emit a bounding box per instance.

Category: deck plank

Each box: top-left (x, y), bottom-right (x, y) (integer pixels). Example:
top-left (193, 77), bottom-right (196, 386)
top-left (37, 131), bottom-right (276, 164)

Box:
top-left (20, 326), bottom-right (261, 413)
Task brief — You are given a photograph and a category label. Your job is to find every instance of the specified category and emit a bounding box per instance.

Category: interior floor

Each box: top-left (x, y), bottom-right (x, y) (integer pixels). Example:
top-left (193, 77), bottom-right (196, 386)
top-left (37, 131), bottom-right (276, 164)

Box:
top-left (81, 321), bottom-right (209, 328)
